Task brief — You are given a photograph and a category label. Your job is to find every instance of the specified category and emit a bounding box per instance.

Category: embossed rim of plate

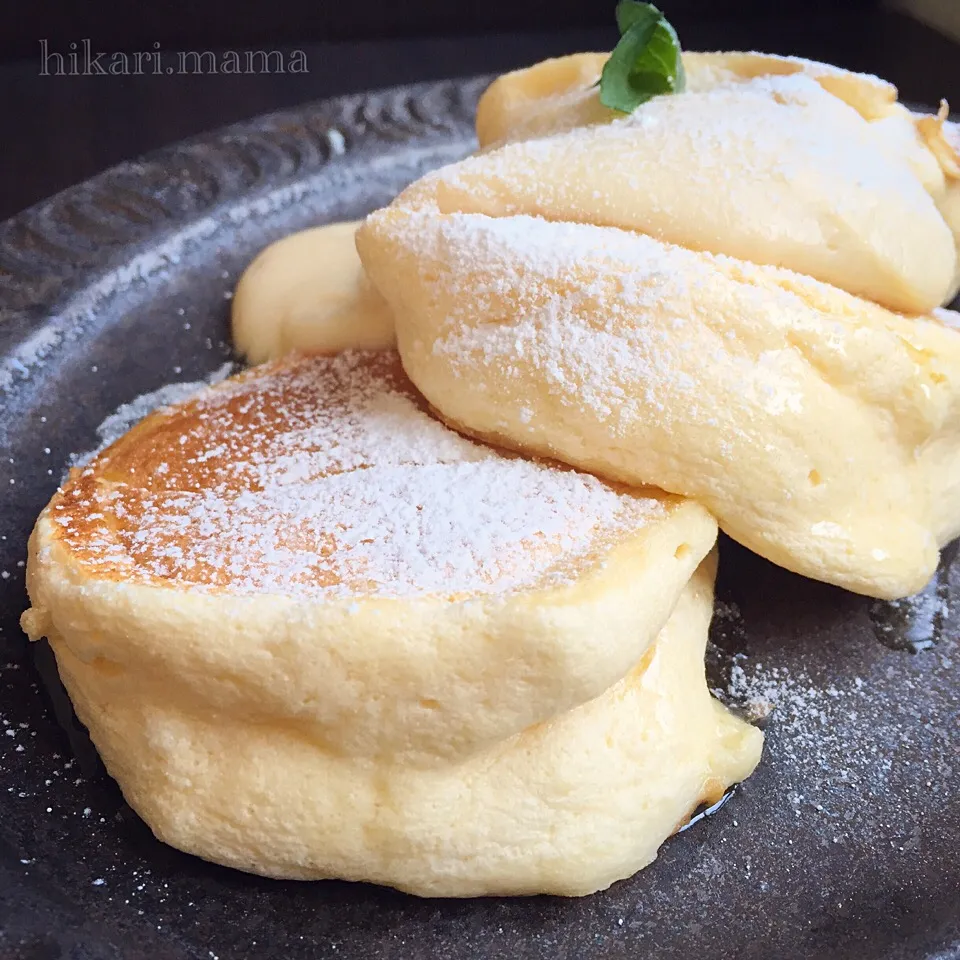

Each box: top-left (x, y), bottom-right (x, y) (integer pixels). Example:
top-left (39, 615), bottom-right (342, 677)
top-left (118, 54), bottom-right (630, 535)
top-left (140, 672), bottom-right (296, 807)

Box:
top-left (0, 75), bottom-right (492, 364)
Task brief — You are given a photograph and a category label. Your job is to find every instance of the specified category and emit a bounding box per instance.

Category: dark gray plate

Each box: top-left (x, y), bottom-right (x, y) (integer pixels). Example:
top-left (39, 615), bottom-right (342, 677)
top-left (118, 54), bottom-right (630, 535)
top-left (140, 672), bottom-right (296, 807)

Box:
top-left (0, 78), bottom-right (958, 960)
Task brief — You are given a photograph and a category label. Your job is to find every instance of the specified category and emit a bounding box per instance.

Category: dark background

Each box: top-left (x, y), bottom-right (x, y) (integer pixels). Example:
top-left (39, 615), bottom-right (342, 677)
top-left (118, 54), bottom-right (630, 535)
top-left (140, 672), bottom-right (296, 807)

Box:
top-left (1, 0), bottom-right (959, 223)
top-left (0, 0), bottom-right (879, 60)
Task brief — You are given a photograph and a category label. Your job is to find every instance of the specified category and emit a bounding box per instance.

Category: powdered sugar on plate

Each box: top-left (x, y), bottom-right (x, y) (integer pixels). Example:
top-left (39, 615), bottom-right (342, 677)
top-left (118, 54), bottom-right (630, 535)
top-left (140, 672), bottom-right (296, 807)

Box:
top-left (708, 580), bottom-right (957, 847)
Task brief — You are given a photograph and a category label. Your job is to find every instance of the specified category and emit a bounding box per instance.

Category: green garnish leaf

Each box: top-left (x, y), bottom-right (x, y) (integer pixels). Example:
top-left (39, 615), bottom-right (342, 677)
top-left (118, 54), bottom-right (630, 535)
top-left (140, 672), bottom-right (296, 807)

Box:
top-left (600, 1), bottom-right (686, 114)
top-left (615, 0), bottom-right (659, 34)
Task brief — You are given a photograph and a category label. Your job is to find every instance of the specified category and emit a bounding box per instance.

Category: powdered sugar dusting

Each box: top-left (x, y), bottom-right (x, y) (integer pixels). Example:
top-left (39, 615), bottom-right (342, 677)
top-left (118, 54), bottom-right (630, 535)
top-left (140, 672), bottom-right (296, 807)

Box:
top-left (53, 351), bottom-right (663, 600)
top-left (70, 362), bottom-right (236, 470)
top-left (396, 209), bottom-right (789, 444)
top-left (441, 70), bottom-right (927, 250)
top-left (407, 210), bottom-right (703, 431)
top-left (707, 580), bottom-right (958, 843)
top-left (717, 651), bottom-right (905, 808)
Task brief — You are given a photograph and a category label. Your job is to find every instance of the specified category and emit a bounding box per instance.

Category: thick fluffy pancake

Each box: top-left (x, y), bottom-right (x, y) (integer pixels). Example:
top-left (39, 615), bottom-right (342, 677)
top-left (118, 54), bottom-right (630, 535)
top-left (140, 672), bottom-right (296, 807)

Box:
top-left (357, 98), bottom-right (960, 600)
top-left (21, 352), bottom-right (760, 895)
top-left (22, 350), bottom-right (718, 766)
top-left (40, 555), bottom-right (763, 897)
top-left (474, 52), bottom-right (960, 311)
top-left (476, 51), bottom-right (904, 146)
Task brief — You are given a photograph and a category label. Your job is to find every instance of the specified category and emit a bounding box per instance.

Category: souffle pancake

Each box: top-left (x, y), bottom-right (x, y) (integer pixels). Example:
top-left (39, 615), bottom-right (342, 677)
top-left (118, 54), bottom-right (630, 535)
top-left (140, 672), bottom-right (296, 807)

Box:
top-left (21, 350), bottom-right (761, 896)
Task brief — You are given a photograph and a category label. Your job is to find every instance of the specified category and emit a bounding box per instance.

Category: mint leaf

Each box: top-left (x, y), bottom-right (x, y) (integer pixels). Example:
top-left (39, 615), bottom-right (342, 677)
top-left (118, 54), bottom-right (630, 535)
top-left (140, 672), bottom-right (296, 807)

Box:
top-left (600, 1), bottom-right (686, 114)
top-left (615, 0), bottom-right (660, 34)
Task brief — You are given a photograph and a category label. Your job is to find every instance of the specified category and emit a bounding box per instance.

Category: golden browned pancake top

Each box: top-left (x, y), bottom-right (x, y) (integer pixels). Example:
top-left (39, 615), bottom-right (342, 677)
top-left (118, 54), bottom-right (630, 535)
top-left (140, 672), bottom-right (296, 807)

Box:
top-left (48, 351), bottom-right (672, 600)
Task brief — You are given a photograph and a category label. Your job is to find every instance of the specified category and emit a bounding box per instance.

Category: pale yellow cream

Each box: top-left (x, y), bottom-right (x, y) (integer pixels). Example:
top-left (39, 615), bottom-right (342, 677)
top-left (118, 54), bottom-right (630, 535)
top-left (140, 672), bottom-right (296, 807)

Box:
top-left (232, 221), bottom-right (395, 364)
